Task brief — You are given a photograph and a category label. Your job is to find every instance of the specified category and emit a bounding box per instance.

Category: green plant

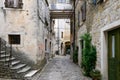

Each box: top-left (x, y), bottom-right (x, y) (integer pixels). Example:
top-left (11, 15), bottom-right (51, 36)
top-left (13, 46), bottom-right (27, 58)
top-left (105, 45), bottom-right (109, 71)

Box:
top-left (90, 69), bottom-right (101, 80)
top-left (73, 46), bottom-right (78, 63)
top-left (81, 33), bottom-right (97, 76)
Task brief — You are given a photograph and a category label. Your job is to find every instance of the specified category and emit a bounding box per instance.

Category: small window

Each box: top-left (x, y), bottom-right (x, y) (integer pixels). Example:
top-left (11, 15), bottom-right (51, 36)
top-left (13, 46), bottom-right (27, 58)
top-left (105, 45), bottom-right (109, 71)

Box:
top-left (4, 0), bottom-right (23, 9)
top-left (45, 39), bottom-right (47, 51)
top-left (93, 0), bottom-right (104, 5)
top-left (66, 0), bottom-right (70, 3)
top-left (58, 0), bottom-right (66, 3)
top-left (9, 35), bottom-right (20, 44)
top-left (80, 40), bottom-right (84, 55)
top-left (78, 11), bottom-right (80, 27)
top-left (97, 0), bottom-right (104, 4)
top-left (81, 1), bottom-right (86, 22)
top-left (61, 32), bottom-right (63, 38)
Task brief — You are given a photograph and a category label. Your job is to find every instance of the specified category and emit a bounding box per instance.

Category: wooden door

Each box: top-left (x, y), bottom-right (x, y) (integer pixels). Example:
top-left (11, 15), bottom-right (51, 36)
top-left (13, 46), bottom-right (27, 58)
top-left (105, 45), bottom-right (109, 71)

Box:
top-left (108, 28), bottom-right (120, 80)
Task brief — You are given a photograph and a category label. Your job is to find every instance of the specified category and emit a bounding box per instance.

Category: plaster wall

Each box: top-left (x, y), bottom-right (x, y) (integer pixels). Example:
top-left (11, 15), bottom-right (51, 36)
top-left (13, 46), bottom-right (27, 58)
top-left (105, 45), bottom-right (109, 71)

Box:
top-left (0, 0), bottom-right (50, 66)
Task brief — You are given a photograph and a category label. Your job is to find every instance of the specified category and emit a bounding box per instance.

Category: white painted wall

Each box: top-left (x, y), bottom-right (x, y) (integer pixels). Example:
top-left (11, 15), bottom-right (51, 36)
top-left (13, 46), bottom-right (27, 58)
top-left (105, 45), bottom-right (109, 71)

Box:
top-left (54, 19), bottom-right (70, 55)
top-left (0, 0), bottom-right (50, 65)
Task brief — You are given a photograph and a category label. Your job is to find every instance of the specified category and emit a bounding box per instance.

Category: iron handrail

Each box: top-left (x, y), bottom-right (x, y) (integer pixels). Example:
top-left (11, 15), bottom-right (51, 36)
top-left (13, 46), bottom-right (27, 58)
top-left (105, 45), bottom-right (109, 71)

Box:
top-left (0, 38), bottom-right (12, 67)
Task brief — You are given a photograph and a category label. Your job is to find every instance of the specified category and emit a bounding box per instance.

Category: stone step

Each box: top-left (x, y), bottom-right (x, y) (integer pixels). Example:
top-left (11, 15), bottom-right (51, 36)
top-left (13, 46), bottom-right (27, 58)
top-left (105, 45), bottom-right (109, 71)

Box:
top-left (0, 57), bottom-right (15, 61)
top-left (24, 70), bottom-right (39, 77)
top-left (11, 64), bottom-right (26, 70)
top-left (17, 66), bottom-right (31, 73)
top-left (1, 54), bottom-right (10, 58)
top-left (5, 60), bottom-right (20, 66)
top-left (0, 51), bottom-right (5, 53)
top-left (11, 60), bottom-right (20, 66)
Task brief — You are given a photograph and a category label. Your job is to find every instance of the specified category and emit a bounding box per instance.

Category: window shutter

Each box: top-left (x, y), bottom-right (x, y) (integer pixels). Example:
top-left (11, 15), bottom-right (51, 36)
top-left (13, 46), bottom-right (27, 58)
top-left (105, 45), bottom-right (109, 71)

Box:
top-left (5, 0), bottom-right (14, 8)
top-left (4, 0), bottom-right (8, 7)
top-left (45, 17), bottom-right (48, 26)
top-left (18, 0), bottom-right (23, 8)
top-left (78, 11), bottom-right (80, 26)
top-left (81, 1), bottom-right (86, 22)
top-left (9, 0), bottom-right (14, 8)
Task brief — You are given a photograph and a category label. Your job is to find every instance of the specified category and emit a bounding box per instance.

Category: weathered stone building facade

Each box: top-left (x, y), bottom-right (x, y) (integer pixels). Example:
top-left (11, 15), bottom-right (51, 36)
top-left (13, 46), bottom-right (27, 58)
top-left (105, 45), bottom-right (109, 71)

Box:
top-left (75, 0), bottom-right (120, 80)
top-left (0, 0), bottom-right (50, 67)
top-left (53, 19), bottom-right (70, 55)
top-left (48, 0), bottom-right (73, 56)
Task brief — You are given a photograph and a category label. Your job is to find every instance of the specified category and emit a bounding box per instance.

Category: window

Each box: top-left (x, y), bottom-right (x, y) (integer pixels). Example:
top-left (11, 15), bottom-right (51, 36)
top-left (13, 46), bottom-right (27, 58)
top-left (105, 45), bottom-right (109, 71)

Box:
top-left (58, 0), bottom-right (66, 3)
top-left (81, 1), bottom-right (86, 22)
top-left (45, 39), bottom-right (47, 51)
top-left (80, 40), bottom-right (84, 55)
top-left (97, 0), bottom-right (104, 3)
top-left (61, 32), bottom-right (63, 38)
top-left (78, 11), bottom-right (80, 27)
top-left (66, 0), bottom-right (70, 3)
top-left (8, 35), bottom-right (20, 44)
top-left (4, 0), bottom-right (23, 8)
top-left (93, 0), bottom-right (105, 5)
top-left (45, 17), bottom-right (48, 26)
top-left (112, 35), bottom-right (115, 58)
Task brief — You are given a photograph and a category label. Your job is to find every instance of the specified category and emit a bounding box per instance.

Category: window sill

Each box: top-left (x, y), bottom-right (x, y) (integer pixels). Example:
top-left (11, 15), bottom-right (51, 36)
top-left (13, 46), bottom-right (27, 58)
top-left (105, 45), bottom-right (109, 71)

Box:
top-left (11, 44), bottom-right (22, 48)
top-left (3, 7), bottom-right (25, 11)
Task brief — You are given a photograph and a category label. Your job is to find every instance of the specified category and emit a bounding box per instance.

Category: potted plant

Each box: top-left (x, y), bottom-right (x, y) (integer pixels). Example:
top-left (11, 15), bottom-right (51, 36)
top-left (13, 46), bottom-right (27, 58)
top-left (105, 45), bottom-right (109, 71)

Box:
top-left (90, 69), bottom-right (101, 80)
top-left (81, 33), bottom-right (97, 76)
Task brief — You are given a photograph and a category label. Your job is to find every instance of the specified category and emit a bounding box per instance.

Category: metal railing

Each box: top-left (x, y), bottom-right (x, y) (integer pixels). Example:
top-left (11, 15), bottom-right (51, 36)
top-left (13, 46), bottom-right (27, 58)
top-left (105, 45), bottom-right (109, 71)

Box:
top-left (0, 38), bottom-right (12, 67)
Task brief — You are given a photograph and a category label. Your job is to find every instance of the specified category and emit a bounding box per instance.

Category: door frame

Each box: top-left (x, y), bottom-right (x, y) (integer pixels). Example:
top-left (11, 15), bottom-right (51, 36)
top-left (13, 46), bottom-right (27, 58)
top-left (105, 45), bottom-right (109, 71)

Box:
top-left (101, 20), bottom-right (120, 80)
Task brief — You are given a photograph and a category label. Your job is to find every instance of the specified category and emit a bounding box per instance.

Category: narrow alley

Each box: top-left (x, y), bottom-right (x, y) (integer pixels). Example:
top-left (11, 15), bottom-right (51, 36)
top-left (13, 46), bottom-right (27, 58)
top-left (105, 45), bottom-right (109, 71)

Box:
top-left (32, 55), bottom-right (91, 80)
top-left (0, 0), bottom-right (120, 80)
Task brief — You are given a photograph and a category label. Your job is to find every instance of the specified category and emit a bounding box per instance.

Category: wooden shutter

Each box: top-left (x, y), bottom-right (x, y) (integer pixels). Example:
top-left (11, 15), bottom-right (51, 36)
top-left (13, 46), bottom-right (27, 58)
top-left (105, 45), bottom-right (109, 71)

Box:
top-left (9, 0), bottom-right (14, 8)
top-left (4, 0), bottom-right (14, 8)
top-left (18, 0), bottom-right (23, 8)
top-left (81, 1), bottom-right (86, 22)
top-left (78, 11), bottom-right (80, 27)
top-left (4, 0), bottom-right (8, 7)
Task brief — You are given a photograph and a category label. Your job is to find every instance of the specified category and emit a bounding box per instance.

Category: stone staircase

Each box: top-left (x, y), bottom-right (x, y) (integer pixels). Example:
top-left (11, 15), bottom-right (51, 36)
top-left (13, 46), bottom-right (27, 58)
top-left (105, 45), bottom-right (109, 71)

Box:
top-left (0, 38), bottom-right (39, 79)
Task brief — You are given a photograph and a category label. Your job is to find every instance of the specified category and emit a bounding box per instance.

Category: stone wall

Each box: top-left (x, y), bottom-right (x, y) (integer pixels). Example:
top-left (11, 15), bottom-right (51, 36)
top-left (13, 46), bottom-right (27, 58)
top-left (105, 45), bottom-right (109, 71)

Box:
top-left (76, 0), bottom-right (120, 79)
top-left (89, 0), bottom-right (120, 69)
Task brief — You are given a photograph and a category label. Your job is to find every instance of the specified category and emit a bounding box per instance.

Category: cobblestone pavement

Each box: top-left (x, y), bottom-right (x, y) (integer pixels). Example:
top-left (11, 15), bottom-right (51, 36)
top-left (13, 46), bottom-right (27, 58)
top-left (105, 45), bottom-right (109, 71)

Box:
top-left (32, 55), bottom-right (92, 80)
